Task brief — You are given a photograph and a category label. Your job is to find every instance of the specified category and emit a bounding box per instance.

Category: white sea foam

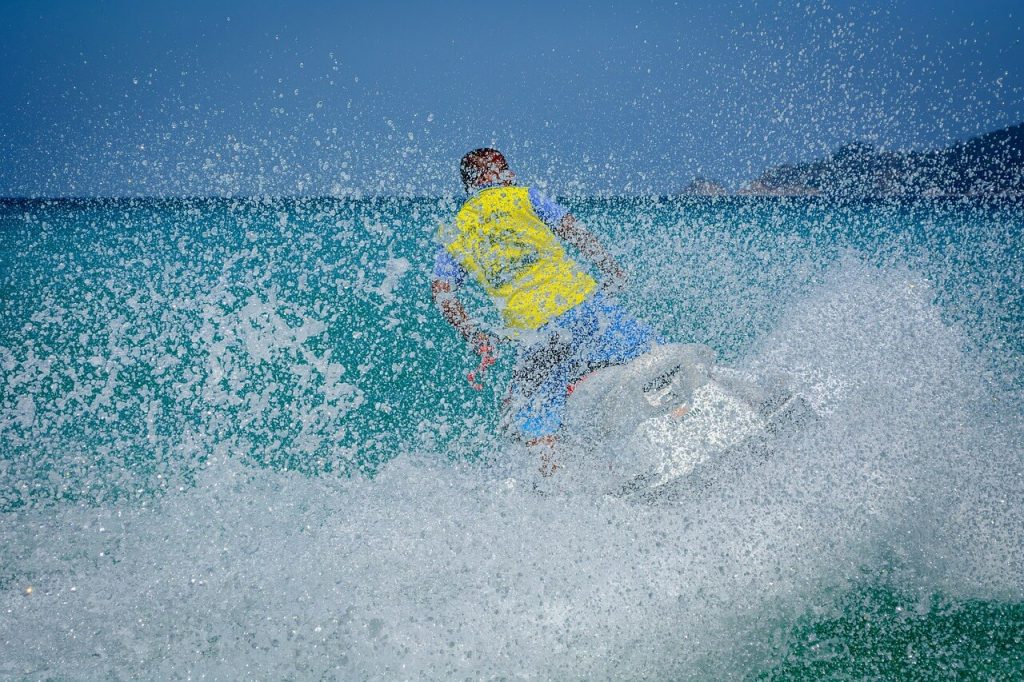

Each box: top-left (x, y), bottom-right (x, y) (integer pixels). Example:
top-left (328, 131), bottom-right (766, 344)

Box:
top-left (1, 262), bottom-right (1021, 679)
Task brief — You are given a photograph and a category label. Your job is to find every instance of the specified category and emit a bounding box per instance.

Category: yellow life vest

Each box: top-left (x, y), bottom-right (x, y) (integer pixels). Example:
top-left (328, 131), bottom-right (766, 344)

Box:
top-left (440, 186), bottom-right (597, 331)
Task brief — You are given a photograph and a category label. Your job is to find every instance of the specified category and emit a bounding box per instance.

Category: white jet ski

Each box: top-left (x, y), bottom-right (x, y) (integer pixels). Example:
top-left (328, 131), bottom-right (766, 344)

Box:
top-left (560, 343), bottom-right (817, 501)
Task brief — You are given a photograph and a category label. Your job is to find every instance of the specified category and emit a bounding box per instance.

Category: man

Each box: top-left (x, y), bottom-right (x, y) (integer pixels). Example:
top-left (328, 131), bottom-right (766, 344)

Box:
top-left (431, 148), bottom-right (660, 474)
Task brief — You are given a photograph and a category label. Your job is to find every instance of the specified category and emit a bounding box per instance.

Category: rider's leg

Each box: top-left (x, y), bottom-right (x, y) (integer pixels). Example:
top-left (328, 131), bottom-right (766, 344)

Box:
top-left (527, 435), bottom-right (559, 477)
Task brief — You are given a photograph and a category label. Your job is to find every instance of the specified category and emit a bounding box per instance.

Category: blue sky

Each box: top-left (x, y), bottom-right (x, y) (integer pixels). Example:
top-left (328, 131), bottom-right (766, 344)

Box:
top-left (1, 0), bottom-right (1022, 196)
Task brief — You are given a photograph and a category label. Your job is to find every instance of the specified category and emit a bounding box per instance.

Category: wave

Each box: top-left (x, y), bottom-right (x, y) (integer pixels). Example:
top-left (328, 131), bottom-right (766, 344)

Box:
top-left (2, 259), bottom-right (1020, 679)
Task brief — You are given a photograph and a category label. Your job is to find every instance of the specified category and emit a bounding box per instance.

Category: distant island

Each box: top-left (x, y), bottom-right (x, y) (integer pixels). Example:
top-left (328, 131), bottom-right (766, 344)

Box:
top-left (682, 123), bottom-right (1024, 198)
top-left (678, 177), bottom-right (729, 197)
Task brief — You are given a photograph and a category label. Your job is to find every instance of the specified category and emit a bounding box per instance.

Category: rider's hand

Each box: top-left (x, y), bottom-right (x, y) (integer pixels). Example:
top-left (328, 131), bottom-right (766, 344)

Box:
top-left (468, 330), bottom-right (502, 356)
top-left (465, 329), bottom-right (501, 391)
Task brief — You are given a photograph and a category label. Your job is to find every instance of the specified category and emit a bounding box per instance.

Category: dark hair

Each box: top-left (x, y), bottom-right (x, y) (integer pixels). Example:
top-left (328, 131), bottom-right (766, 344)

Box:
top-left (459, 148), bottom-right (509, 191)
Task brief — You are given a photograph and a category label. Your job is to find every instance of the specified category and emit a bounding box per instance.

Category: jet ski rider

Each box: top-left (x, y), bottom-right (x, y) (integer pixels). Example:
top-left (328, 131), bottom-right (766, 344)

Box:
top-left (431, 148), bottom-right (662, 475)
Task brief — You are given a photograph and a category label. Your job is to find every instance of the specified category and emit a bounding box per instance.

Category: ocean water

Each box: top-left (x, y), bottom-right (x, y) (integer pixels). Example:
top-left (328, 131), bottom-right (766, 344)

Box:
top-left (1, 196), bottom-right (1022, 679)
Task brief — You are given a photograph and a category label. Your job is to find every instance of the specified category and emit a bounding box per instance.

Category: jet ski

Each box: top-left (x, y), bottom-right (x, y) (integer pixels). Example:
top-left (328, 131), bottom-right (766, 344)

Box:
top-left (560, 343), bottom-right (818, 501)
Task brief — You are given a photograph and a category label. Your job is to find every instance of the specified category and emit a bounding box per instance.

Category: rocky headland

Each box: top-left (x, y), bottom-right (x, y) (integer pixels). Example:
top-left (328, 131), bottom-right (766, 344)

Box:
top-left (683, 123), bottom-right (1024, 198)
top-left (677, 178), bottom-right (729, 196)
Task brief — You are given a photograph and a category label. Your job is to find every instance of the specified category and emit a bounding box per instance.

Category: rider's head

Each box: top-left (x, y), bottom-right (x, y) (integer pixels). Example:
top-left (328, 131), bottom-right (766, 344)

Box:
top-left (460, 148), bottom-right (515, 192)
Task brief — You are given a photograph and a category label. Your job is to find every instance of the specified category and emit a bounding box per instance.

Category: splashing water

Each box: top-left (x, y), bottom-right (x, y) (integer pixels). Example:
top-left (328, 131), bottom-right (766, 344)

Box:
top-left (1, 197), bottom-right (1022, 678)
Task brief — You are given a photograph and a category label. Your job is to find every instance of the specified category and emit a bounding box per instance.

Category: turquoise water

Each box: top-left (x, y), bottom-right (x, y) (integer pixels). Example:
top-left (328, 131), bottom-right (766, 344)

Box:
top-left (1, 197), bottom-right (1022, 678)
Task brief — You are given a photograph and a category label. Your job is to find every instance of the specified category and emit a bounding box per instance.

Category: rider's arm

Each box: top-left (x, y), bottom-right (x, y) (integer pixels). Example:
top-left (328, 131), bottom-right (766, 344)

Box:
top-left (431, 278), bottom-right (480, 343)
top-left (554, 213), bottom-right (627, 292)
top-left (432, 247), bottom-right (499, 350)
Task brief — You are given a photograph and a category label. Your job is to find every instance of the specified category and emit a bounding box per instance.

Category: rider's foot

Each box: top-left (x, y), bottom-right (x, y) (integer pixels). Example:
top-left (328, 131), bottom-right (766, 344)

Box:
top-left (539, 454), bottom-right (560, 477)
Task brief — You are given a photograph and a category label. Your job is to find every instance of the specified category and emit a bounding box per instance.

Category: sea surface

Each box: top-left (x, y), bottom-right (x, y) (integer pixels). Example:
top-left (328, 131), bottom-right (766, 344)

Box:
top-left (1, 196), bottom-right (1022, 679)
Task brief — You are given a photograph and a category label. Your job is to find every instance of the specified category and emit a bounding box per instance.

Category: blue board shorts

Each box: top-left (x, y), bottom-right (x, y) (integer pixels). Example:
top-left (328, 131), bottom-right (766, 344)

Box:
top-left (505, 292), bottom-right (660, 439)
